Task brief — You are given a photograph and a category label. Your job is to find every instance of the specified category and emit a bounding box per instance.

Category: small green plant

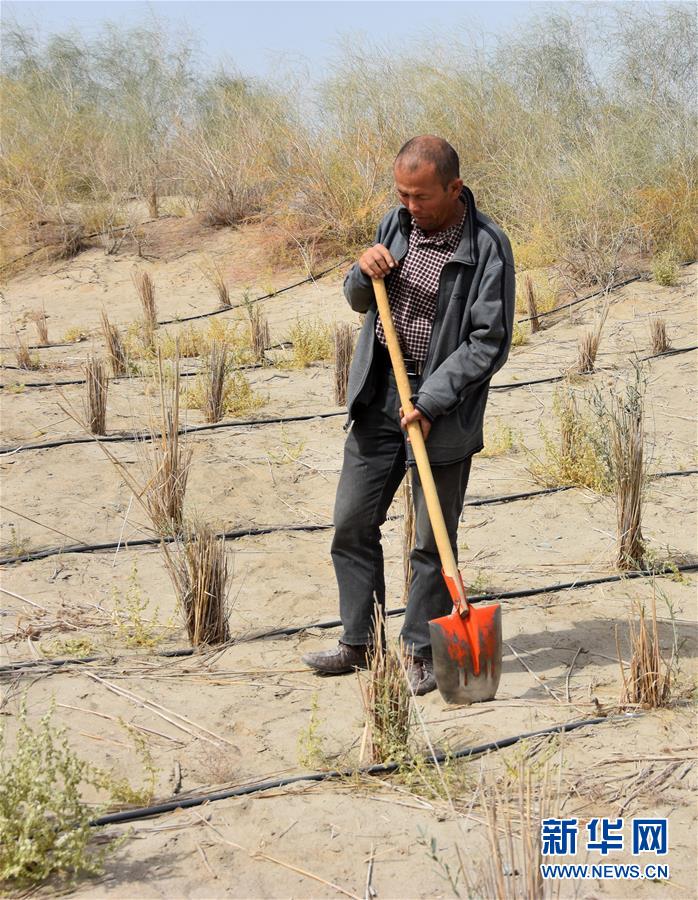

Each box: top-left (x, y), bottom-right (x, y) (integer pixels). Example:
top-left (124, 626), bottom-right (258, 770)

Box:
top-left (266, 428), bottom-right (305, 464)
top-left (0, 525), bottom-right (32, 558)
top-left (651, 249), bottom-right (679, 286)
top-left (527, 384), bottom-right (613, 492)
top-left (481, 420), bottom-right (516, 458)
top-left (185, 366), bottom-right (265, 418)
top-left (0, 702), bottom-right (111, 885)
top-left (511, 321), bottom-right (529, 346)
top-left (40, 637), bottom-right (96, 658)
top-left (112, 563), bottom-right (161, 648)
top-left (416, 828), bottom-right (463, 897)
top-left (92, 724), bottom-right (158, 806)
top-left (282, 318), bottom-right (333, 368)
top-left (63, 327), bottom-right (88, 343)
top-left (297, 693), bottom-right (327, 768)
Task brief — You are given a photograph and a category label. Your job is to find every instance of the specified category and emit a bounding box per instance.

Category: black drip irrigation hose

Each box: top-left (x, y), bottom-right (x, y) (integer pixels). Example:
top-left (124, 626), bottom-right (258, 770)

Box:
top-left (2, 562), bottom-right (696, 676)
top-left (157, 260), bottom-right (349, 326)
top-left (0, 409), bottom-right (346, 456)
top-left (0, 349), bottom-right (294, 390)
top-left (514, 260), bottom-right (695, 325)
top-left (0, 261), bottom-right (348, 353)
top-left (2, 469), bottom-right (694, 567)
top-left (2, 343), bottom-right (697, 456)
top-left (90, 714), bottom-right (630, 826)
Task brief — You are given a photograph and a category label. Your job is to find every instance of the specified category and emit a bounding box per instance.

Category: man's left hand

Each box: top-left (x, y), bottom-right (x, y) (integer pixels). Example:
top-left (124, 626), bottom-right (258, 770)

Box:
top-left (399, 406), bottom-right (432, 442)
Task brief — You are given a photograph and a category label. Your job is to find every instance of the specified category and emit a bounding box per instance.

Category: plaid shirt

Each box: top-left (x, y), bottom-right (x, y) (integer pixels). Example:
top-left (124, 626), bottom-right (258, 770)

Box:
top-left (376, 205), bottom-right (466, 362)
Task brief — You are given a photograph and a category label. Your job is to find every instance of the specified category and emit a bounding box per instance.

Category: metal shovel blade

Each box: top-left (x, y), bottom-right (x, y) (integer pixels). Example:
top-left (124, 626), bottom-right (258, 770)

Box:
top-left (429, 603), bottom-right (502, 704)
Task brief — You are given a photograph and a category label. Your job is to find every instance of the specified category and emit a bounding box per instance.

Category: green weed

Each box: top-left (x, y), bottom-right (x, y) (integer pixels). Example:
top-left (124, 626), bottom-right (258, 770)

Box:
top-left (0, 703), bottom-right (112, 886)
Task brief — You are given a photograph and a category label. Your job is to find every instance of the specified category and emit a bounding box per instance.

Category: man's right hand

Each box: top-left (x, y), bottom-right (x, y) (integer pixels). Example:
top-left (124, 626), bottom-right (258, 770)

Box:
top-left (358, 244), bottom-right (397, 279)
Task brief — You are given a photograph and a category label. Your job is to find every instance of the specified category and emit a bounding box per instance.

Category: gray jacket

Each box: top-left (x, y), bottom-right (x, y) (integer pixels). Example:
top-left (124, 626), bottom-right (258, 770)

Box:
top-left (343, 185), bottom-right (515, 464)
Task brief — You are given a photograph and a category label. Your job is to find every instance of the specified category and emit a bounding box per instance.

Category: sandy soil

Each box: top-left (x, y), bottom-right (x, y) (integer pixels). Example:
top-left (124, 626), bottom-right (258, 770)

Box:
top-left (1, 224), bottom-right (696, 899)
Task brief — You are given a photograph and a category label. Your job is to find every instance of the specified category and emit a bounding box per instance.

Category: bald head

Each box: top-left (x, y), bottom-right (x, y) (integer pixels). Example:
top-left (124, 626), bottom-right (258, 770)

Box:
top-left (394, 135), bottom-right (460, 189)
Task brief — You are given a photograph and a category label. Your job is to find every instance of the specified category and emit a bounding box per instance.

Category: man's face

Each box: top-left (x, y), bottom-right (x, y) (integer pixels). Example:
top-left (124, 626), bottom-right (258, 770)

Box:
top-left (394, 161), bottom-right (462, 232)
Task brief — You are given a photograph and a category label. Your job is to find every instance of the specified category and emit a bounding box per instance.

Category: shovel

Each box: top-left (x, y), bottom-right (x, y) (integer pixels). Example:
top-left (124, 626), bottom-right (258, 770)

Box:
top-left (372, 278), bottom-right (502, 704)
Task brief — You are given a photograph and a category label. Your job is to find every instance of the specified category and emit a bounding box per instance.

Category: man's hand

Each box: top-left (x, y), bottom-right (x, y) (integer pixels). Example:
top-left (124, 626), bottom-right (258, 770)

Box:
top-left (359, 244), bottom-right (397, 279)
top-left (400, 406), bottom-right (432, 442)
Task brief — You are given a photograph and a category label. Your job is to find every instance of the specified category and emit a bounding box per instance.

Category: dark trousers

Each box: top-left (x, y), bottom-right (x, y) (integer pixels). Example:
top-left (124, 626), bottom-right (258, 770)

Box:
top-left (332, 361), bottom-right (472, 658)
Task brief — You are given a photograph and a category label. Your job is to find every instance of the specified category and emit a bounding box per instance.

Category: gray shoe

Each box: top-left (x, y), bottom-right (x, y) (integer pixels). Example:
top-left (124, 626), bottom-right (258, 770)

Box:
top-left (302, 641), bottom-right (370, 675)
top-left (405, 656), bottom-right (437, 696)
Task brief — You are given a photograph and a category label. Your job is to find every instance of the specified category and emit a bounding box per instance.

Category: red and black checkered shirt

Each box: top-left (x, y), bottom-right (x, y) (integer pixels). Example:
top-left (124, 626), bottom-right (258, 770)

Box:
top-left (376, 205), bottom-right (466, 362)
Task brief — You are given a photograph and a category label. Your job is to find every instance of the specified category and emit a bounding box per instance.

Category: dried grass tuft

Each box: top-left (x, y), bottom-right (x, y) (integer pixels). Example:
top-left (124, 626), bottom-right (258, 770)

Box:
top-left (612, 368), bottom-right (646, 570)
top-left (617, 589), bottom-right (672, 708)
top-left (649, 316), bottom-right (670, 354)
top-left (246, 301), bottom-right (270, 364)
top-left (358, 608), bottom-right (412, 765)
top-left (333, 323), bottom-right (354, 406)
top-left (524, 274), bottom-right (540, 333)
top-left (163, 522), bottom-right (231, 647)
top-left (30, 306), bottom-right (49, 346)
top-left (465, 757), bottom-right (561, 900)
top-left (132, 268), bottom-right (158, 346)
top-left (101, 310), bottom-right (127, 377)
top-left (14, 337), bottom-right (39, 370)
top-left (576, 301), bottom-right (608, 374)
top-left (201, 341), bottom-right (228, 423)
top-left (200, 256), bottom-right (231, 308)
top-left (84, 356), bottom-right (109, 435)
top-left (138, 355), bottom-right (193, 535)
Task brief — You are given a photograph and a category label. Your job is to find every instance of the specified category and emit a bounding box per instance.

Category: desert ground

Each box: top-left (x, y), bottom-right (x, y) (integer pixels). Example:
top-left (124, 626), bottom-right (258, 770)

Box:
top-left (1, 217), bottom-right (696, 899)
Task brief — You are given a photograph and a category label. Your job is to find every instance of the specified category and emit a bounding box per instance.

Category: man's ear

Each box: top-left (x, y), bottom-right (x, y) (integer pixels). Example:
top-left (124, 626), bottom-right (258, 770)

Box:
top-left (450, 177), bottom-right (464, 197)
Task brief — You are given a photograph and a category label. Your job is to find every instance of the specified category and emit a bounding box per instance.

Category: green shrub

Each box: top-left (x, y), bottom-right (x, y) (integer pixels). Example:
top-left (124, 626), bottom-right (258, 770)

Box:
top-left (651, 249), bottom-right (680, 286)
top-left (0, 703), bottom-right (108, 885)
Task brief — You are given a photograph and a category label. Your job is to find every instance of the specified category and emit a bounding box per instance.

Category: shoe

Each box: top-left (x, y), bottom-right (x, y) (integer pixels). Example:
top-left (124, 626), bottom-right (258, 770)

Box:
top-left (405, 656), bottom-right (438, 696)
top-left (302, 641), bottom-right (370, 674)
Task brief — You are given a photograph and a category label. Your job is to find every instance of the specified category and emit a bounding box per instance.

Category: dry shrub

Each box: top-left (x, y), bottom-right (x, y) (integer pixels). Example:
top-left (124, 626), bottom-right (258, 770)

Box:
top-left (28, 220), bottom-right (86, 259)
top-left (465, 756), bottom-right (561, 900)
top-left (163, 522), bottom-right (230, 646)
top-left (333, 322), bottom-right (354, 405)
top-left (358, 609), bottom-right (412, 765)
top-left (575, 301), bottom-right (608, 374)
top-left (635, 179), bottom-right (697, 263)
top-left (83, 356), bottom-right (109, 435)
top-left (132, 269), bottom-right (158, 345)
top-left (401, 471), bottom-right (416, 605)
top-left (524, 274), bottom-right (540, 333)
top-left (100, 310), bottom-right (127, 377)
top-left (246, 301), bottom-right (271, 364)
top-left (30, 307), bottom-right (49, 346)
top-left (649, 317), bottom-right (670, 354)
top-left (14, 337), bottom-right (39, 370)
top-left (617, 590), bottom-right (672, 708)
top-left (612, 369), bottom-right (646, 570)
top-left (199, 255), bottom-right (230, 308)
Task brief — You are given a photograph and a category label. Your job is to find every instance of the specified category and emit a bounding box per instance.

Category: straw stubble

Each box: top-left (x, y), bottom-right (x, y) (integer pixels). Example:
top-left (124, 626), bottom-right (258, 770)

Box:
top-left (84, 356), bottom-right (109, 435)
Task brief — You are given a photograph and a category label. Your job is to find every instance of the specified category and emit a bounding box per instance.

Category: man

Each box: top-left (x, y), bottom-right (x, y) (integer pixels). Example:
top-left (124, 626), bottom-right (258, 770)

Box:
top-left (302, 135), bottom-right (515, 695)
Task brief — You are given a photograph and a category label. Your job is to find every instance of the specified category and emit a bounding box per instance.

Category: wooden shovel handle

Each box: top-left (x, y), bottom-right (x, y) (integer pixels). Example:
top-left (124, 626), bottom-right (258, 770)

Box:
top-left (372, 278), bottom-right (468, 612)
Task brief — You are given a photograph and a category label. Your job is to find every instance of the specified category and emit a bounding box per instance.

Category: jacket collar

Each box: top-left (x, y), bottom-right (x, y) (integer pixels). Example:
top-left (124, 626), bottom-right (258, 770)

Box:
top-left (397, 185), bottom-right (478, 266)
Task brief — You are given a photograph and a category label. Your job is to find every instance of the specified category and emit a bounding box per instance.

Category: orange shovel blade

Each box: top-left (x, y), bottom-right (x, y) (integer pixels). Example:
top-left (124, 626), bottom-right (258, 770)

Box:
top-left (429, 603), bottom-right (502, 704)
